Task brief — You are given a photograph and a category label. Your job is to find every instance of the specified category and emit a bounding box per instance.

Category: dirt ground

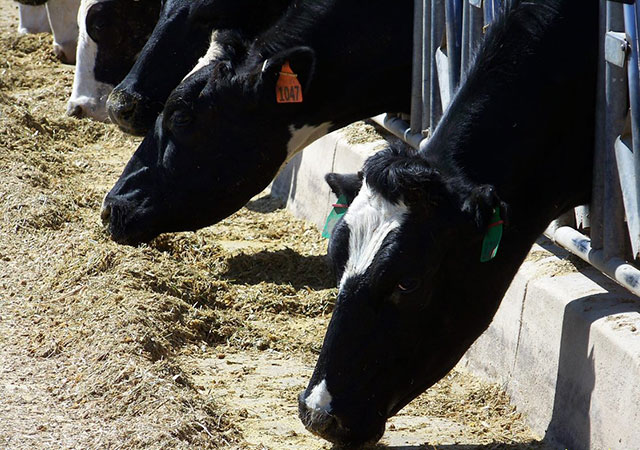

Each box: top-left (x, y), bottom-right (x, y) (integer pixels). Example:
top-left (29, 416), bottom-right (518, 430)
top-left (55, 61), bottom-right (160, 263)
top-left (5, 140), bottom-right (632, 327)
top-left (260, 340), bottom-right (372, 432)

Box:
top-left (0, 2), bottom-right (548, 448)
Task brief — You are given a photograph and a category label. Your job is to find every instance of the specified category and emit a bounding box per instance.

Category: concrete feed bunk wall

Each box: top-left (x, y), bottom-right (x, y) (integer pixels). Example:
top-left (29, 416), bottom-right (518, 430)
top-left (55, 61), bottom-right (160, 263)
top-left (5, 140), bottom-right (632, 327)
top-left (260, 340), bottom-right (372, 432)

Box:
top-left (272, 127), bottom-right (640, 450)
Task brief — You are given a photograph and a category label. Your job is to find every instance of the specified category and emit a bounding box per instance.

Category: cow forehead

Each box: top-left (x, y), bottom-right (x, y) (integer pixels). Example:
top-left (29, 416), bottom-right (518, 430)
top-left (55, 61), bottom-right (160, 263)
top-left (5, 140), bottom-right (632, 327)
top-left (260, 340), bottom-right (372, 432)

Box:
top-left (339, 180), bottom-right (408, 288)
top-left (182, 31), bottom-right (224, 81)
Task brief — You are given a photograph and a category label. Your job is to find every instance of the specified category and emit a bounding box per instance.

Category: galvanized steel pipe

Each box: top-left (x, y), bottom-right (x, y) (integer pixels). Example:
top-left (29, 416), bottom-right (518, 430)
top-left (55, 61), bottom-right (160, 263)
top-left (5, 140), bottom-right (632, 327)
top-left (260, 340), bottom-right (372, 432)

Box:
top-left (546, 226), bottom-right (640, 297)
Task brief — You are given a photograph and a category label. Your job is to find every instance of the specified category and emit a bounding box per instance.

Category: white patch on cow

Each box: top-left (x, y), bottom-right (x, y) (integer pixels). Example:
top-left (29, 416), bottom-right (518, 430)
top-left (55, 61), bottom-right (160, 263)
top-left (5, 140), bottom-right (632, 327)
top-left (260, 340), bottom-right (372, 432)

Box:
top-left (183, 31), bottom-right (225, 81)
top-left (18, 4), bottom-right (51, 35)
top-left (66, 0), bottom-right (112, 121)
top-left (339, 180), bottom-right (408, 289)
top-left (305, 379), bottom-right (332, 413)
top-left (286, 122), bottom-right (332, 158)
top-left (46, 0), bottom-right (80, 64)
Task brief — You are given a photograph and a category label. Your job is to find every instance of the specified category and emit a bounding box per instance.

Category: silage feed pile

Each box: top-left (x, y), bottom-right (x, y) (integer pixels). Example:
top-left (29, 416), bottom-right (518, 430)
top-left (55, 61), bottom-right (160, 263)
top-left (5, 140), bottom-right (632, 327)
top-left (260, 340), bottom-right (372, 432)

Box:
top-left (0, 3), bottom-right (546, 449)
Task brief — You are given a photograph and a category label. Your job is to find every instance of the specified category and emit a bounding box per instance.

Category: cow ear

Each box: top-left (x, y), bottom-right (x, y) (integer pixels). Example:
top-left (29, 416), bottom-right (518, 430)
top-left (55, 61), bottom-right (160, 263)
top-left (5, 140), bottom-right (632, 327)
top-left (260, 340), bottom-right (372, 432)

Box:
top-left (462, 185), bottom-right (509, 232)
top-left (325, 172), bottom-right (363, 205)
top-left (261, 46), bottom-right (316, 95)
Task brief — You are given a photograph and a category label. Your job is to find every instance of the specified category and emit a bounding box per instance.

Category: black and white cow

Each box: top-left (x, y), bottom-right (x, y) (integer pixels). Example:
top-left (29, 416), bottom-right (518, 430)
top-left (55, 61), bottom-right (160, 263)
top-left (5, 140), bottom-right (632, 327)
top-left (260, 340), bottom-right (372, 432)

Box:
top-left (15, 0), bottom-right (79, 64)
top-left (66, 0), bottom-right (161, 120)
top-left (106, 0), bottom-right (293, 135)
top-left (101, 0), bottom-right (413, 244)
top-left (298, 0), bottom-right (598, 445)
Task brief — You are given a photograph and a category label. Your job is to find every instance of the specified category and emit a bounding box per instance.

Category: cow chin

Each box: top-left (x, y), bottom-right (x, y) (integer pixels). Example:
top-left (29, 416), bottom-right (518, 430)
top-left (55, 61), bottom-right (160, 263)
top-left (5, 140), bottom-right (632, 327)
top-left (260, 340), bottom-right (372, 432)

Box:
top-left (101, 187), bottom-right (254, 246)
top-left (106, 223), bottom-right (159, 247)
top-left (100, 198), bottom-right (160, 246)
top-left (297, 392), bottom-right (386, 447)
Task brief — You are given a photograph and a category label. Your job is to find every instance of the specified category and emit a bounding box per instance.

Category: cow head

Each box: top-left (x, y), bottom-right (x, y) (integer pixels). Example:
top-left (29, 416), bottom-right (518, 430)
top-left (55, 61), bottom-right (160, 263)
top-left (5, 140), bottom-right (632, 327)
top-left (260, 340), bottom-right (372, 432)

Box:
top-left (101, 48), bottom-right (325, 245)
top-left (67, 0), bottom-right (160, 121)
top-left (298, 146), bottom-right (509, 446)
top-left (106, 0), bottom-right (292, 136)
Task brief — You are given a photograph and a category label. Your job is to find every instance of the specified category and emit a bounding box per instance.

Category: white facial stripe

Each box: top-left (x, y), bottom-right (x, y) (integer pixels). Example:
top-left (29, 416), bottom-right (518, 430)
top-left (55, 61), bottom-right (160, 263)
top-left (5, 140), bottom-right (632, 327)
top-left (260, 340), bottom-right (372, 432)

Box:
top-left (305, 379), bottom-right (332, 413)
top-left (339, 180), bottom-right (408, 289)
top-left (286, 122), bottom-right (332, 158)
top-left (67, 0), bottom-right (112, 121)
top-left (183, 31), bottom-right (224, 81)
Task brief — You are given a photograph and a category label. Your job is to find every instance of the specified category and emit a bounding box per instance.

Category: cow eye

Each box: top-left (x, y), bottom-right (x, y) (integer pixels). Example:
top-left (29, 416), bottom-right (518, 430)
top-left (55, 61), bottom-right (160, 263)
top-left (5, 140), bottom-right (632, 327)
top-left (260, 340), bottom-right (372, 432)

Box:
top-left (86, 13), bottom-right (108, 42)
top-left (397, 277), bottom-right (420, 294)
top-left (170, 110), bottom-right (193, 129)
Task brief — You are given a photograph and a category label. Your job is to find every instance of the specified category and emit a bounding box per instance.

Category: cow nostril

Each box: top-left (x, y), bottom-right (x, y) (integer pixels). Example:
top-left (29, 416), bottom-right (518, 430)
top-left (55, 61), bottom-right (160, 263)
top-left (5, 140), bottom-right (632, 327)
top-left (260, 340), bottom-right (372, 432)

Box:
top-left (67, 103), bottom-right (84, 118)
top-left (53, 44), bottom-right (75, 65)
top-left (100, 204), bottom-right (112, 227)
top-left (299, 390), bottom-right (340, 436)
top-left (107, 90), bottom-right (137, 114)
top-left (119, 98), bottom-right (136, 113)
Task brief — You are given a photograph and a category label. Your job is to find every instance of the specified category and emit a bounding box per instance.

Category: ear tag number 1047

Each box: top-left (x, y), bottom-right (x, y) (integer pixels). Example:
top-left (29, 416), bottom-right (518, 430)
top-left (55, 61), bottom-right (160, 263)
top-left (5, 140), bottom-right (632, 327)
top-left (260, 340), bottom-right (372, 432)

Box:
top-left (276, 61), bottom-right (303, 103)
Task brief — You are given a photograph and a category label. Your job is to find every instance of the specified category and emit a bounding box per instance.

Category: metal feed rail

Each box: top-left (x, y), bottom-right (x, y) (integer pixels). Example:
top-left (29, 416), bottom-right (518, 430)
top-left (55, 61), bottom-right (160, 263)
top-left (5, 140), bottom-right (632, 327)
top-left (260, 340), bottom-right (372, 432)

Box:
top-left (373, 0), bottom-right (640, 297)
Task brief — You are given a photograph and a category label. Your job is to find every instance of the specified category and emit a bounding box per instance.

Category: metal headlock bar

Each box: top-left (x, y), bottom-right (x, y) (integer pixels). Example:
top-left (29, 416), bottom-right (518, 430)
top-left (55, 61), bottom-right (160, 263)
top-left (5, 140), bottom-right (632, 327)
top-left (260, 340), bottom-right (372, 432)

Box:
top-left (374, 0), bottom-right (640, 297)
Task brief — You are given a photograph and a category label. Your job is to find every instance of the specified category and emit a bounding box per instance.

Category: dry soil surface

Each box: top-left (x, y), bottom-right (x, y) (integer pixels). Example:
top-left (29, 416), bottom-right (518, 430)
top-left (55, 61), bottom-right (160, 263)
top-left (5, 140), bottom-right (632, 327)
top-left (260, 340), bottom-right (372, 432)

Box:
top-left (0, 2), bottom-right (548, 448)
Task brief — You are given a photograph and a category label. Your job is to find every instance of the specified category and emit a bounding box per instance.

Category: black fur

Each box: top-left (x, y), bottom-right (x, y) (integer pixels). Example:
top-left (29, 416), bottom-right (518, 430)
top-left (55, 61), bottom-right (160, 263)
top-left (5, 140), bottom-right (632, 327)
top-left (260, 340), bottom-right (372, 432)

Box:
top-left (364, 146), bottom-right (443, 206)
top-left (15, 0), bottom-right (48, 5)
top-left (324, 172), bottom-right (362, 205)
top-left (86, 0), bottom-right (161, 87)
top-left (363, 146), bottom-right (507, 230)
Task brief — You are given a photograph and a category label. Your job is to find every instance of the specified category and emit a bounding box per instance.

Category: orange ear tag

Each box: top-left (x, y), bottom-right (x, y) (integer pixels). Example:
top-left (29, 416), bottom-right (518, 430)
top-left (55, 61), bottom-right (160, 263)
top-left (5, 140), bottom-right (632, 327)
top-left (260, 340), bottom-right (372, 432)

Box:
top-left (276, 61), bottom-right (303, 104)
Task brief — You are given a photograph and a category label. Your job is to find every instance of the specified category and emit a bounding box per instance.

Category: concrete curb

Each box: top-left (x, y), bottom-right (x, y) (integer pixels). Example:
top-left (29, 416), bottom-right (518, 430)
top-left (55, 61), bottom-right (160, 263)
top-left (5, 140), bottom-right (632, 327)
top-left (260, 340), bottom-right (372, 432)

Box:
top-left (271, 130), bottom-right (640, 450)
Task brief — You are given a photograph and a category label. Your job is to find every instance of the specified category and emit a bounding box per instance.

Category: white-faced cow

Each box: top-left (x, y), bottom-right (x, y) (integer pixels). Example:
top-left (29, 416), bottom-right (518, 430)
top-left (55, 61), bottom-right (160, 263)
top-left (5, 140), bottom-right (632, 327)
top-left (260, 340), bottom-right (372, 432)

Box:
top-left (299, 0), bottom-right (598, 446)
top-left (66, 0), bottom-right (161, 121)
top-left (15, 0), bottom-right (79, 64)
top-left (106, 0), bottom-right (293, 136)
top-left (100, 0), bottom-right (413, 245)
top-left (18, 3), bottom-right (51, 34)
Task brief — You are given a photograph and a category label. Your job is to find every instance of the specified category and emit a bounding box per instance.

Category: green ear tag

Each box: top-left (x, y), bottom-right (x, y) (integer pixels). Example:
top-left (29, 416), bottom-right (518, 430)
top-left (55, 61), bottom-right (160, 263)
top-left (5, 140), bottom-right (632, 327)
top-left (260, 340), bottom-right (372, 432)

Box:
top-left (480, 208), bottom-right (504, 262)
top-left (322, 195), bottom-right (349, 239)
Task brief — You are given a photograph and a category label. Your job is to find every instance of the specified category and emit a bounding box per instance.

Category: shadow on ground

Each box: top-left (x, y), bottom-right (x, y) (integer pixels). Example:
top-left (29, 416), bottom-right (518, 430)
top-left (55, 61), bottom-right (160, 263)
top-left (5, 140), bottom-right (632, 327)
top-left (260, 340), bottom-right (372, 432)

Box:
top-left (245, 195), bottom-right (285, 213)
top-left (222, 248), bottom-right (335, 290)
top-left (349, 442), bottom-right (546, 450)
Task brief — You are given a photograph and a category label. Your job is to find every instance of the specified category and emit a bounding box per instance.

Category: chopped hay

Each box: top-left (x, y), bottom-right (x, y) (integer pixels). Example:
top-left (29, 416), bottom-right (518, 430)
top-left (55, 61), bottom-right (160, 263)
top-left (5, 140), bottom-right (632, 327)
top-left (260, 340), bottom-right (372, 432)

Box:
top-left (340, 120), bottom-right (386, 145)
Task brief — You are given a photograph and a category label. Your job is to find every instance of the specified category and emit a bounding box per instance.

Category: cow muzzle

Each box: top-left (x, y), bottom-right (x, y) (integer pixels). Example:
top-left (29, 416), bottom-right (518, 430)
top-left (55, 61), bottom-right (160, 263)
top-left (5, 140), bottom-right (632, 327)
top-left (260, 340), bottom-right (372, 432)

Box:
top-left (100, 189), bottom-right (157, 246)
top-left (297, 390), bottom-right (385, 447)
top-left (106, 88), bottom-right (154, 136)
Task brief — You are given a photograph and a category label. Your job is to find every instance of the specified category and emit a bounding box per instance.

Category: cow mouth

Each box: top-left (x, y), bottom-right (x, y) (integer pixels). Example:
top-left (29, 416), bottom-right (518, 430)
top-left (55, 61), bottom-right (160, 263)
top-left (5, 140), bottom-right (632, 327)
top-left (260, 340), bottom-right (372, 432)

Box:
top-left (100, 199), bottom-right (158, 246)
top-left (297, 391), bottom-right (386, 447)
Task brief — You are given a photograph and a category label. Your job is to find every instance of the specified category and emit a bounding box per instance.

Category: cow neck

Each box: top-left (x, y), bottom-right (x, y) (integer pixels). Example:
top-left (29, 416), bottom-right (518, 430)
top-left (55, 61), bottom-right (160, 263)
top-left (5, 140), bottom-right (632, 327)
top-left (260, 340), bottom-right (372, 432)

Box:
top-left (244, 0), bottom-right (413, 130)
top-left (240, 0), bottom-right (294, 35)
top-left (415, 0), bottom-right (597, 319)
top-left (421, 0), bottom-right (596, 228)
